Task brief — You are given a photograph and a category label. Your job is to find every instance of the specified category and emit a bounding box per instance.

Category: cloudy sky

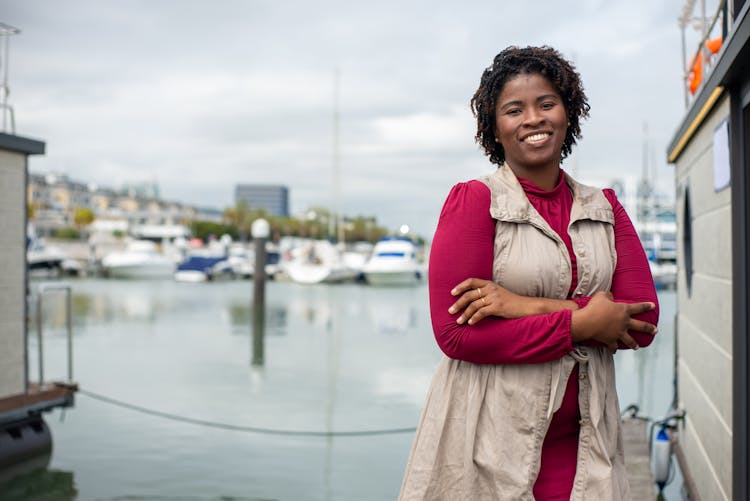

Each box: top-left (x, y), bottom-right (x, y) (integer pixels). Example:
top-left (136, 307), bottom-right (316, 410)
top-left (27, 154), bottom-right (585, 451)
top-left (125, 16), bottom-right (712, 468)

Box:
top-left (2, 0), bottom-right (701, 236)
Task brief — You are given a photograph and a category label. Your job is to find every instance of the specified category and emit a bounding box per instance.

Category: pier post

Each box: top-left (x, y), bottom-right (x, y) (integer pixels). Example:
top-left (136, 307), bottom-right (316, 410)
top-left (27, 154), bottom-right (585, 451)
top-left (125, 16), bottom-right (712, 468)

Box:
top-left (251, 219), bottom-right (269, 366)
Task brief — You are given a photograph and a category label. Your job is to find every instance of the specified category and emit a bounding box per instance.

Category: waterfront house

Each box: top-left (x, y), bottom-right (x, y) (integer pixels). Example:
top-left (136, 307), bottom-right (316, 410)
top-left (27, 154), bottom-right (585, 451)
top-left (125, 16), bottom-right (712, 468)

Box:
top-left (667, 0), bottom-right (750, 499)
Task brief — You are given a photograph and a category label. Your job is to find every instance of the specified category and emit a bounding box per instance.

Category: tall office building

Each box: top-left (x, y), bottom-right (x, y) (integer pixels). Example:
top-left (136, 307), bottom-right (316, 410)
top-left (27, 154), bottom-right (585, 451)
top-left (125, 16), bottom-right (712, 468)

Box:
top-left (234, 184), bottom-right (289, 217)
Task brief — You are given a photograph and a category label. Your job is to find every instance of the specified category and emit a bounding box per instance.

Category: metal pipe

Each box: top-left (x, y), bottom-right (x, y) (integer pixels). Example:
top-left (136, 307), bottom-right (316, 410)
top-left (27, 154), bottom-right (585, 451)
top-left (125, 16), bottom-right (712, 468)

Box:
top-left (681, 25), bottom-right (688, 108)
top-left (66, 287), bottom-right (73, 382)
top-left (1, 30), bottom-right (9, 131)
top-left (36, 291), bottom-right (43, 386)
top-left (35, 283), bottom-right (74, 385)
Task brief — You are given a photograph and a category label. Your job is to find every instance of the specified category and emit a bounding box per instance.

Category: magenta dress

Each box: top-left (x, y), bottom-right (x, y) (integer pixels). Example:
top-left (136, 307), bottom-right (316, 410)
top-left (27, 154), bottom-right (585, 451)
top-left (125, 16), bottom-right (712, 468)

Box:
top-left (427, 170), bottom-right (659, 500)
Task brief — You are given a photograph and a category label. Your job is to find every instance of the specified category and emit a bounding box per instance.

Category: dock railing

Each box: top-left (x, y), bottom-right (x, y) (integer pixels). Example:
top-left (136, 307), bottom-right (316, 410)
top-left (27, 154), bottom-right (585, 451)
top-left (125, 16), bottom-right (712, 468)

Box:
top-left (679, 0), bottom-right (728, 107)
top-left (29, 283), bottom-right (74, 392)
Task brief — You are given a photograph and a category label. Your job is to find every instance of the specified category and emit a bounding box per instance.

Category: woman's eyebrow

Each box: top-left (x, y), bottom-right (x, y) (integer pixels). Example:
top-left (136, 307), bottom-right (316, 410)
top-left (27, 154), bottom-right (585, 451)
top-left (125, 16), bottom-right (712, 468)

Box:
top-left (498, 94), bottom-right (560, 110)
top-left (498, 99), bottom-right (522, 110)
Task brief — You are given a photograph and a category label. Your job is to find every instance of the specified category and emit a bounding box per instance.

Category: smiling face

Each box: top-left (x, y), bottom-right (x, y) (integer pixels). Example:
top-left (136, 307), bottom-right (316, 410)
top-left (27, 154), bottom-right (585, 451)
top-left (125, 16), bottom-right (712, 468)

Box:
top-left (494, 72), bottom-right (568, 179)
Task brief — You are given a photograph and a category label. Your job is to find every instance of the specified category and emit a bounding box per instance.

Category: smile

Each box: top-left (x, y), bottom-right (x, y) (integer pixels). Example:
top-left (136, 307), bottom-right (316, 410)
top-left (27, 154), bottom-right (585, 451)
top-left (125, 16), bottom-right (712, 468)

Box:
top-left (522, 132), bottom-right (551, 143)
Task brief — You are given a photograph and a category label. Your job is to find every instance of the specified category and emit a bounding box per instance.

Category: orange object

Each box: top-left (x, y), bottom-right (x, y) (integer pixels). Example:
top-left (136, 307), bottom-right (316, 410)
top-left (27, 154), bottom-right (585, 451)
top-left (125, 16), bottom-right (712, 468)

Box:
top-left (705, 36), bottom-right (722, 55)
top-left (688, 54), bottom-right (702, 95)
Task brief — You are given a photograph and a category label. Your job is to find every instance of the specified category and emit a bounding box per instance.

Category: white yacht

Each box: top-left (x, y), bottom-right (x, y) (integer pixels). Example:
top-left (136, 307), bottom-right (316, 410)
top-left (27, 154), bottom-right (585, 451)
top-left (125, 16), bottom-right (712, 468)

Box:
top-left (101, 240), bottom-right (175, 279)
top-left (362, 238), bottom-right (422, 286)
top-left (283, 240), bottom-right (357, 284)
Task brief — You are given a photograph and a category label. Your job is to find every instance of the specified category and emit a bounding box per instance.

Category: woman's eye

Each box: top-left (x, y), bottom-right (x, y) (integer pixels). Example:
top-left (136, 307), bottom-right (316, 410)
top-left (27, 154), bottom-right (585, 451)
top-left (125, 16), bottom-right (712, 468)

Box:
top-left (506, 109), bottom-right (521, 115)
top-left (541, 102), bottom-right (555, 110)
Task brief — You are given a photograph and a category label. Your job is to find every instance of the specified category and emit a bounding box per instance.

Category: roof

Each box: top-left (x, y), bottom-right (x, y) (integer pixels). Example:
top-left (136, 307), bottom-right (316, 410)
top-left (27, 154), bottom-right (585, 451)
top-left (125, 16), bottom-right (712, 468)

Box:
top-left (0, 132), bottom-right (46, 155)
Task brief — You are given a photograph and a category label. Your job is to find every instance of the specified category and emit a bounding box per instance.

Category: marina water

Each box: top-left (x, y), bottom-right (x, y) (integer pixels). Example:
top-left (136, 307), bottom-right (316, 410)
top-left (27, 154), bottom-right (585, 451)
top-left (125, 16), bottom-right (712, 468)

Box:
top-left (2, 279), bottom-right (676, 500)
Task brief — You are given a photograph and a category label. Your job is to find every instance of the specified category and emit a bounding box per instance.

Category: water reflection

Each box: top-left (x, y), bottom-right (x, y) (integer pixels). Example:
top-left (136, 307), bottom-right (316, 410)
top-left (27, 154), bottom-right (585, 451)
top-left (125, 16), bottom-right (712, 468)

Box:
top-left (17, 281), bottom-right (678, 500)
top-left (0, 462), bottom-right (77, 500)
top-left (228, 303), bottom-right (287, 336)
top-left (282, 285), bottom-right (422, 336)
top-left (30, 283), bottom-right (162, 329)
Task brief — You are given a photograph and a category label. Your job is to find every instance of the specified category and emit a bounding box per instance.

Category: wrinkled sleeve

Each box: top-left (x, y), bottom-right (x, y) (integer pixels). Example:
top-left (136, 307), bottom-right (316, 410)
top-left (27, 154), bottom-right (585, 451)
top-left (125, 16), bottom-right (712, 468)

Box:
top-left (573, 189), bottom-right (660, 348)
top-left (428, 181), bottom-right (575, 364)
top-left (604, 188), bottom-right (659, 347)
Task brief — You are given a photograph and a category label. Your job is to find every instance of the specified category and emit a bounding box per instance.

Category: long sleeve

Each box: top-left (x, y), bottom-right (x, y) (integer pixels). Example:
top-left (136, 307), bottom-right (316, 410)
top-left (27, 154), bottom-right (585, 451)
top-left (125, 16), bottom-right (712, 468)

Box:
top-left (571, 189), bottom-right (660, 348)
top-left (604, 188), bottom-right (659, 347)
top-left (428, 181), bottom-right (575, 364)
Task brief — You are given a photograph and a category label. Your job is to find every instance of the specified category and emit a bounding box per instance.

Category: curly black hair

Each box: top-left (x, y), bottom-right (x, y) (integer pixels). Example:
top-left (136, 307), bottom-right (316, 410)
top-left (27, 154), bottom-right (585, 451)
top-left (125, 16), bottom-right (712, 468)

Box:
top-left (470, 46), bottom-right (590, 166)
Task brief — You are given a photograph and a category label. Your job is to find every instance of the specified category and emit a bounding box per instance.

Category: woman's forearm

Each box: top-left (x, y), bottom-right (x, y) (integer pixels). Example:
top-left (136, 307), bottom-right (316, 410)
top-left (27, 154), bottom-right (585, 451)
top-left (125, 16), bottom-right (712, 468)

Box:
top-left (429, 181), bottom-right (576, 364)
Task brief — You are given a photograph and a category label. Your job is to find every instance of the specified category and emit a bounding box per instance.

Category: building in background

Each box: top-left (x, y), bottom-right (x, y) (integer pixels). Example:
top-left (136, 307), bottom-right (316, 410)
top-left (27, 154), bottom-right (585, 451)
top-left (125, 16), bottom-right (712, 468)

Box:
top-left (27, 172), bottom-right (201, 237)
top-left (235, 184), bottom-right (289, 217)
top-left (667, 1), bottom-right (749, 499)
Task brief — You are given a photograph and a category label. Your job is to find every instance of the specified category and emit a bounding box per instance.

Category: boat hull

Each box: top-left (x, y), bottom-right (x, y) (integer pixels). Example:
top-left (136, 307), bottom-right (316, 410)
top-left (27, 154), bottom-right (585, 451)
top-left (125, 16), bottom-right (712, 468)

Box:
top-left (105, 263), bottom-right (174, 279)
top-left (364, 270), bottom-right (421, 286)
top-left (284, 263), bottom-right (357, 284)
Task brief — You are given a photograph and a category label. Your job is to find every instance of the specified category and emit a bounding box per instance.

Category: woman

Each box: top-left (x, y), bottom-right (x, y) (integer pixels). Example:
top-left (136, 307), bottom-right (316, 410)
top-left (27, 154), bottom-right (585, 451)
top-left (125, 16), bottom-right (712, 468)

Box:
top-left (398, 46), bottom-right (659, 501)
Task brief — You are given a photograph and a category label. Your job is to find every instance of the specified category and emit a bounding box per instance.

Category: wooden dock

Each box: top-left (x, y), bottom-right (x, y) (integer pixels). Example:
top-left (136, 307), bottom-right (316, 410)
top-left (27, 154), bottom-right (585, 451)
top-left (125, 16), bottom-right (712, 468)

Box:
top-left (0, 382), bottom-right (77, 423)
top-left (622, 418), bottom-right (657, 501)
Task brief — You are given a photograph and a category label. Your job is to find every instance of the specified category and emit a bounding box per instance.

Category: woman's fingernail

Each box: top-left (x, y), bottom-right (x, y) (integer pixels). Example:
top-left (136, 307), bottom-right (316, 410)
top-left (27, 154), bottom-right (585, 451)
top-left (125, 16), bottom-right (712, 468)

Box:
top-left (633, 345), bottom-right (640, 351)
top-left (448, 307), bottom-right (455, 314)
top-left (451, 289), bottom-right (457, 295)
top-left (653, 328), bottom-right (658, 335)
top-left (456, 316), bottom-right (464, 324)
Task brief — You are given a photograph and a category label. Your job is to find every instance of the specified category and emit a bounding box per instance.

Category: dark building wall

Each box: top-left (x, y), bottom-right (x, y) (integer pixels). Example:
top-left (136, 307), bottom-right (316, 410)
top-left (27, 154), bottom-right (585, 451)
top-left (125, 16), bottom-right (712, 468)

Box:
top-left (235, 184), bottom-right (289, 217)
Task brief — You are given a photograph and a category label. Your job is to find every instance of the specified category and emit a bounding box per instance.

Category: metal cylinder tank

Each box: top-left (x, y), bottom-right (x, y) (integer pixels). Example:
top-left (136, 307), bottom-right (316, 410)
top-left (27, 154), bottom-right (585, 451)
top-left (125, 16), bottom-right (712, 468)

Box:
top-left (0, 416), bottom-right (52, 468)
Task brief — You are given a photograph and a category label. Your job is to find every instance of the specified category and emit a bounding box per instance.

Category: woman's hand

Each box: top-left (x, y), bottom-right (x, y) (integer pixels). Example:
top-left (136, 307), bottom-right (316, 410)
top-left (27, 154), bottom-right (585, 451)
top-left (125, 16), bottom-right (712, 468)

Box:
top-left (448, 278), bottom-right (566, 324)
top-left (571, 291), bottom-right (657, 352)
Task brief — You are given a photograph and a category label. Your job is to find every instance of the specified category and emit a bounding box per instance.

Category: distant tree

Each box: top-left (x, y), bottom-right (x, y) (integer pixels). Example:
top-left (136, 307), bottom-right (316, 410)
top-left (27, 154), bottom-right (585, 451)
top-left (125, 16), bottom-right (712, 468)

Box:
top-left (191, 221), bottom-right (237, 242)
top-left (74, 207), bottom-right (95, 227)
top-left (344, 216), bottom-right (388, 243)
top-left (27, 203), bottom-right (35, 220)
top-left (54, 227), bottom-right (81, 240)
top-left (73, 207), bottom-right (95, 240)
top-left (223, 202), bottom-right (272, 242)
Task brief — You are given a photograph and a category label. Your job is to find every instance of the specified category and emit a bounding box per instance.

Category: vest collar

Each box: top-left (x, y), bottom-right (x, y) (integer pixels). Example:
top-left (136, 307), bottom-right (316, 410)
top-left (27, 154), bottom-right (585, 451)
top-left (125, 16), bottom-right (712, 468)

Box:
top-left (486, 165), bottom-right (614, 226)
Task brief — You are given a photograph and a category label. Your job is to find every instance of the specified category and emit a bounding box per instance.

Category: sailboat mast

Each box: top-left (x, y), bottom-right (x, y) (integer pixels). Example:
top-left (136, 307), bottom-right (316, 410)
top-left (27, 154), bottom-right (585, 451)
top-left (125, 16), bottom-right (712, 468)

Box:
top-left (331, 68), bottom-right (344, 244)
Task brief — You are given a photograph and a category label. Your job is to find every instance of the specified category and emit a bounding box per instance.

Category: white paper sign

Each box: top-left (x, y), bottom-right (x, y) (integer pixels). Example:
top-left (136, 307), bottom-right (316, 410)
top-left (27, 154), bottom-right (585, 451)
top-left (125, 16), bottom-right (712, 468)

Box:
top-left (713, 118), bottom-right (730, 191)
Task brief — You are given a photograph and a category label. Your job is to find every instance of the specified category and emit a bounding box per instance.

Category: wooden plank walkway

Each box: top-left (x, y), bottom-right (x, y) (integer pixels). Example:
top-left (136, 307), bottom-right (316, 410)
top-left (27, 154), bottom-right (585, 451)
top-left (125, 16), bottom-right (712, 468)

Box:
top-left (0, 382), bottom-right (77, 423)
top-left (622, 418), bottom-right (657, 501)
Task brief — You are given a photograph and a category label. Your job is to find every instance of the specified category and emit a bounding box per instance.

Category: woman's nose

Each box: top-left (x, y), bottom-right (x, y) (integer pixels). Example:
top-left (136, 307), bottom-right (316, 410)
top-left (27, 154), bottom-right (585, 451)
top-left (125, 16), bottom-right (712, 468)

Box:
top-left (523, 108), bottom-right (544, 126)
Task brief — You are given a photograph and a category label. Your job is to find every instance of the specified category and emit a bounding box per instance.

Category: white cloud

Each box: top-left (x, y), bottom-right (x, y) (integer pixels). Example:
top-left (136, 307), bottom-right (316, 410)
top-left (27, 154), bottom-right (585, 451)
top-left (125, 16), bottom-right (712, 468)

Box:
top-left (369, 107), bottom-right (474, 151)
top-left (4, 0), bottom-right (688, 236)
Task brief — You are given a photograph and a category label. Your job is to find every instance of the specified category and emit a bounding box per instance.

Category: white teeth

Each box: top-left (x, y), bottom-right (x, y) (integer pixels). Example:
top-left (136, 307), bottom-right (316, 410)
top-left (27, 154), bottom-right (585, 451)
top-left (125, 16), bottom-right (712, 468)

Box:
top-left (524, 133), bottom-right (550, 143)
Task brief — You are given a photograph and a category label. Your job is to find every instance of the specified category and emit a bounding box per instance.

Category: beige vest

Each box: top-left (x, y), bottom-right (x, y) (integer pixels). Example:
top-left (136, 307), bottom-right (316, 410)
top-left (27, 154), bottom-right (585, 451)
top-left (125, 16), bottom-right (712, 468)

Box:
top-left (399, 165), bottom-right (630, 501)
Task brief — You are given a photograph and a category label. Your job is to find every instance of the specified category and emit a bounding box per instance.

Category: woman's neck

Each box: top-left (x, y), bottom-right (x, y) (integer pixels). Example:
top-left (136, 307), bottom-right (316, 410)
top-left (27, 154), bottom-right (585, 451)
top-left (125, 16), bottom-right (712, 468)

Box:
top-left (505, 162), bottom-right (561, 191)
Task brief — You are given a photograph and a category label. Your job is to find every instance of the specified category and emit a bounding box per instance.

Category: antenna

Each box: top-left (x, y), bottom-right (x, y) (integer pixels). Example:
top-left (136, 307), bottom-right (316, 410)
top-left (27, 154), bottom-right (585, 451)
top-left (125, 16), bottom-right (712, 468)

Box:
top-left (0, 22), bottom-right (20, 133)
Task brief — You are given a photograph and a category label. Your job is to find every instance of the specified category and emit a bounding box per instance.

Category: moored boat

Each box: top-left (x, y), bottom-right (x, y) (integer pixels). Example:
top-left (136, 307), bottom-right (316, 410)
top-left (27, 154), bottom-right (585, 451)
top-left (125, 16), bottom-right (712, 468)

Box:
top-left (174, 256), bottom-right (234, 282)
top-left (362, 237), bottom-right (422, 286)
top-left (283, 240), bottom-right (357, 284)
top-left (101, 240), bottom-right (174, 279)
